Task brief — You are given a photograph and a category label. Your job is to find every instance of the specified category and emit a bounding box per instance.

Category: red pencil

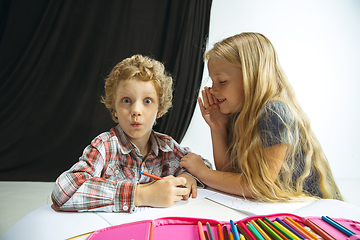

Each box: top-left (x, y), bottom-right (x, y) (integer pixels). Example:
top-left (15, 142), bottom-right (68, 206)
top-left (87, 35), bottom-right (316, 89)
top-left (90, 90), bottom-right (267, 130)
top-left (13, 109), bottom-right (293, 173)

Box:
top-left (305, 219), bottom-right (336, 240)
top-left (140, 171), bottom-right (163, 180)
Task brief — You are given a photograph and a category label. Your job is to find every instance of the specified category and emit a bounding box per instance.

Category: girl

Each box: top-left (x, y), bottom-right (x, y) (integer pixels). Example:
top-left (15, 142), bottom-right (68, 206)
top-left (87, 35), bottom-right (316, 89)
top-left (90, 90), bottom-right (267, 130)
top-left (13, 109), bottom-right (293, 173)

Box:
top-left (180, 32), bottom-right (343, 202)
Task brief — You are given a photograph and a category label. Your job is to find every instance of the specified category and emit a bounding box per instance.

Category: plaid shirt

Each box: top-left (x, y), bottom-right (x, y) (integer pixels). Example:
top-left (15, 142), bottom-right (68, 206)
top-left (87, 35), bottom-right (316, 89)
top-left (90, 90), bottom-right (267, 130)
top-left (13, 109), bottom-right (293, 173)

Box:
top-left (51, 125), bottom-right (211, 213)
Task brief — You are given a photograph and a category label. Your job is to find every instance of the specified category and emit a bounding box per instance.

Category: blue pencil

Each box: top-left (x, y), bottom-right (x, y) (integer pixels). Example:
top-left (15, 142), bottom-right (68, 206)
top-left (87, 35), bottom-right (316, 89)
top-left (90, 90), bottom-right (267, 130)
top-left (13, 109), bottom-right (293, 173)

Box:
top-left (247, 222), bottom-right (265, 240)
top-left (230, 220), bottom-right (241, 240)
top-left (276, 217), bottom-right (304, 239)
top-left (321, 216), bottom-right (355, 237)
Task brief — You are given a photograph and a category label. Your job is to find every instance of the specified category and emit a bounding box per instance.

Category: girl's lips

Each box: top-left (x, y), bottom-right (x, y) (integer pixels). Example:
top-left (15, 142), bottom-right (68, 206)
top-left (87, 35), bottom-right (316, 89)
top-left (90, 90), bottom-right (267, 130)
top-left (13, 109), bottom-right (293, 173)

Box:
top-left (217, 98), bottom-right (226, 105)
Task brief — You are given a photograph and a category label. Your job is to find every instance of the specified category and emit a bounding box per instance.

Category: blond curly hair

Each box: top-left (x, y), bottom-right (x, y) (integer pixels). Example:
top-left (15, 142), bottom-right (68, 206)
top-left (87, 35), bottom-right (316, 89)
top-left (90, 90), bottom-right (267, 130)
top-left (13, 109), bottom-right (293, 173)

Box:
top-left (101, 54), bottom-right (173, 122)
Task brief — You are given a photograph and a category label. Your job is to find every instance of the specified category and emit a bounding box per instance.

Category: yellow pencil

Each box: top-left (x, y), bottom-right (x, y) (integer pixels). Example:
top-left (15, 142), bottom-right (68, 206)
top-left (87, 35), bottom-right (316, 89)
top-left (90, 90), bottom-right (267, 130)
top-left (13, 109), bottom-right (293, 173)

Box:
top-left (274, 221), bottom-right (301, 240)
top-left (239, 234), bottom-right (246, 240)
top-left (229, 232), bottom-right (235, 240)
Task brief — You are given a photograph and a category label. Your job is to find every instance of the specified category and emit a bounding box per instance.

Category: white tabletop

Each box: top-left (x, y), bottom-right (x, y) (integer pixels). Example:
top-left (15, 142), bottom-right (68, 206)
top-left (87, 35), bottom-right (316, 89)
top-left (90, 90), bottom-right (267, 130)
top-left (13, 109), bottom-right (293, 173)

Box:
top-left (2, 188), bottom-right (360, 240)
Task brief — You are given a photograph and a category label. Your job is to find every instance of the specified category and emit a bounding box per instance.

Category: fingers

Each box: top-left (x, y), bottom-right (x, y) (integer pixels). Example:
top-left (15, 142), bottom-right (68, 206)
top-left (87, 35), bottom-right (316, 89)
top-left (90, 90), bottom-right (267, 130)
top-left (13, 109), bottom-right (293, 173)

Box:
top-left (198, 97), bottom-right (206, 116)
top-left (201, 89), bottom-right (209, 108)
top-left (206, 87), bottom-right (215, 105)
top-left (201, 87), bottom-right (214, 107)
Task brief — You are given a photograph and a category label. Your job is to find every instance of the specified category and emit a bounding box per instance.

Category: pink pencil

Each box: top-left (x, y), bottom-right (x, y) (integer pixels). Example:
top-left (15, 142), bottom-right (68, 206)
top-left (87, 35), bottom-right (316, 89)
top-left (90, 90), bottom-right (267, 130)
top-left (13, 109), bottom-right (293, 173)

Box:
top-left (198, 221), bottom-right (206, 240)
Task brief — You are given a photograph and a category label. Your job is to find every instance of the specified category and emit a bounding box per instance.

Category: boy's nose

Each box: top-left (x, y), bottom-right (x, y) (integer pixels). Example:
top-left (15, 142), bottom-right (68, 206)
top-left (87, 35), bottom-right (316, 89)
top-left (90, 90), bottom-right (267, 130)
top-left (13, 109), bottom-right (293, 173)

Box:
top-left (131, 102), bottom-right (142, 116)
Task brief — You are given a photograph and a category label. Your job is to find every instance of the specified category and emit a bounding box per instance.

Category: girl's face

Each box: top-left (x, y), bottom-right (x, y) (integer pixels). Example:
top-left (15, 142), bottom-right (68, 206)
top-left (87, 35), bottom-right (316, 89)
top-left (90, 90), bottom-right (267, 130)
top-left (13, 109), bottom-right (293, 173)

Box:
top-left (208, 57), bottom-right (244, 114)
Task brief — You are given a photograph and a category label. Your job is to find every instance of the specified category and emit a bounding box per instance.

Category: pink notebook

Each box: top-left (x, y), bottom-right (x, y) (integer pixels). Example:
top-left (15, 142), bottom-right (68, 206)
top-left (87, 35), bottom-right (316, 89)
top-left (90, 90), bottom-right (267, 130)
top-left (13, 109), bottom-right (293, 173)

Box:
top-left (87, 213), bottom-right (360, 240)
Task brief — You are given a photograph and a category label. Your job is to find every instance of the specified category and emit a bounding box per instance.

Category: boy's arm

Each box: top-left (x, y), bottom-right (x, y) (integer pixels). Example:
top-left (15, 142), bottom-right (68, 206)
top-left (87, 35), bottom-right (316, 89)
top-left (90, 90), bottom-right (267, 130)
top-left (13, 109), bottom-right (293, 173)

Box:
top-left (51, 143), bottom-right (137, 213)
top-left (171, 141), bottom-right (212, 186)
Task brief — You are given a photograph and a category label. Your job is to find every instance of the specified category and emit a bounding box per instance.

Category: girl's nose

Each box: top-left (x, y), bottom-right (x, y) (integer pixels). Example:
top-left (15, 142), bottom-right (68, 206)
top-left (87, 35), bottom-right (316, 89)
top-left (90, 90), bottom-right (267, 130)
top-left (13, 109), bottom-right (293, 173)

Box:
top-left (209, 85), bottom-right (218, 94)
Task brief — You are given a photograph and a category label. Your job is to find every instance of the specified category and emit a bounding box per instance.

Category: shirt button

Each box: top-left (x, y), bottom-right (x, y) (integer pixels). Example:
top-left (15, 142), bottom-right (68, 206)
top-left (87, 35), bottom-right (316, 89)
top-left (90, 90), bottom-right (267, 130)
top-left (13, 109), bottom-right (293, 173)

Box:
top-left (123, 205), bottom-right (128, 211)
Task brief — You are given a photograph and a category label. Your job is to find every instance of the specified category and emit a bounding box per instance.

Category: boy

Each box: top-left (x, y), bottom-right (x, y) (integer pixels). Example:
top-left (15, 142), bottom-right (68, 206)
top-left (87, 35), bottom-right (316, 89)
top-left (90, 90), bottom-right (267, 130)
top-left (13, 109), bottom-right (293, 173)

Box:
top-left (51, 54), bottom-right (211, 213)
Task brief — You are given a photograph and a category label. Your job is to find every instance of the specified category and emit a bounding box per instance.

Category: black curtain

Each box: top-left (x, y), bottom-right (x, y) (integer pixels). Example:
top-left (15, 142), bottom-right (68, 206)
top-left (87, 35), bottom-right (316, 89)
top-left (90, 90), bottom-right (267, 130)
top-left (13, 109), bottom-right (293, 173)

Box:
top-left (0, 0), bottom-right (212, 181)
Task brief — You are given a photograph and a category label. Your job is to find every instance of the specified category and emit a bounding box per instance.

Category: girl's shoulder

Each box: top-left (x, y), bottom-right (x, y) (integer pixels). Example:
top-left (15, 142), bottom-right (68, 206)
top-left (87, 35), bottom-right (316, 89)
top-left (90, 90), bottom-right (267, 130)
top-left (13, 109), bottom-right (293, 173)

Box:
top-left (261, 100), bottom-right (292, 122)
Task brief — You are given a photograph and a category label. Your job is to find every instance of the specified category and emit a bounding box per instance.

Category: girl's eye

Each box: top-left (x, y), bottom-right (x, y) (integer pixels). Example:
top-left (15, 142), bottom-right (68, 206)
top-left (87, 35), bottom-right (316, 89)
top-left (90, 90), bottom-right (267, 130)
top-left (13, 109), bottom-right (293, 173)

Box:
top-left (144, 98), bottom-right (152, 104)
top-left (122, 98), bottom-right (131, 103)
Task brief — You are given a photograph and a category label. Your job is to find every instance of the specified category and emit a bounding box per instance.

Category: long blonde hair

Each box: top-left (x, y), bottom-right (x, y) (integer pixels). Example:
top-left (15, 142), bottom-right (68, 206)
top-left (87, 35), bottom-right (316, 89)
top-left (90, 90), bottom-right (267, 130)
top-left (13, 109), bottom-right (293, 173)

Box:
top-left (206, 33), bottom-right (343, 201)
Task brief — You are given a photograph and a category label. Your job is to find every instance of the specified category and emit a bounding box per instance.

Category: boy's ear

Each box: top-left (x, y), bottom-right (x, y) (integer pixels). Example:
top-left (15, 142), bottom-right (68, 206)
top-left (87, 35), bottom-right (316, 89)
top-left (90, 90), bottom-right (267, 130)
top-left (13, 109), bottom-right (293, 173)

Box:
top-left (156, 111), bottom-right (161, 118)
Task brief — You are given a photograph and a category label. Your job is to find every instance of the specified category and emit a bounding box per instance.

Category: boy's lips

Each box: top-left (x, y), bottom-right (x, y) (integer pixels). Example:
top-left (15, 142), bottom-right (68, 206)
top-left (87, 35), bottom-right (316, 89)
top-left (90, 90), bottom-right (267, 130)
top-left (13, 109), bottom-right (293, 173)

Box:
top-left (131, 122), bottom-right (141, 127)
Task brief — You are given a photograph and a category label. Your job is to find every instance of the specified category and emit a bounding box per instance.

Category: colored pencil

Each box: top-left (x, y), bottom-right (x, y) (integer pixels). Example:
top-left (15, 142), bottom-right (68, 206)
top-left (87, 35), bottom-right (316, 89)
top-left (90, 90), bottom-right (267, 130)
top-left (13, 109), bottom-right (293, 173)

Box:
top-left (149, 222), bottom-right (154, 240)
top-left (274, 221), bottom-right (301, 240)
top-left (263, 218), bottom-right (292, 240)
top-left (286, 217), bottom-right (317, 239)
top-left (217, 224), bottom-right (225, 240)
top-left (223, 225), bottom-right (230, 240)
top-left (322, 216), bottom-right (356, 237)
top-left (238, 221), bottom-right (257, 240)
top-left (229, 232), bottom-right (235, 240)
top-left (250, 220), bottom-right (272, 240)
top-left (198, 221), bottom-right (206, 240)
top-left (230, 220), bottom-right (241, 240)
top-left (247, 222), bottom-right (265, 240)
top-left (263, 220), bottom-right (289, 240)
top-left (240, 234), bottom-right (246, 240)
top-left (204, 231), bottom-right (210, 240)
top-left (276, 218), bottom-right (304, 239)
top-left (256, 218), bottom-right (283, 240)
top-left (305, 219), bottom-right (336, 240)
top-left (283, 218), bottom-right (314, 239)
top-left (207, 222), bottom-right (215, 240)
top-left (140, 170), bottom-right (163, 180)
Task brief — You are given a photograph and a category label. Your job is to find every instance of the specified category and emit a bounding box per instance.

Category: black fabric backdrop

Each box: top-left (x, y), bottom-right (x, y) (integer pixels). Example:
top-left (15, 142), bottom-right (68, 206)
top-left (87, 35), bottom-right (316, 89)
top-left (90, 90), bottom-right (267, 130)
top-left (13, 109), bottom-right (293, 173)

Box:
top-left (0, 0), bottom-right (212, 181)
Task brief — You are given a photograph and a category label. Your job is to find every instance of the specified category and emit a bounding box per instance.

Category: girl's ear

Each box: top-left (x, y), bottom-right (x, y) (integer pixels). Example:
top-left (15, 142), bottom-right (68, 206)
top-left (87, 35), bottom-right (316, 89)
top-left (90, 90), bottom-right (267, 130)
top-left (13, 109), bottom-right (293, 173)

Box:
top-left (156, 111), bottom-right (161, 118)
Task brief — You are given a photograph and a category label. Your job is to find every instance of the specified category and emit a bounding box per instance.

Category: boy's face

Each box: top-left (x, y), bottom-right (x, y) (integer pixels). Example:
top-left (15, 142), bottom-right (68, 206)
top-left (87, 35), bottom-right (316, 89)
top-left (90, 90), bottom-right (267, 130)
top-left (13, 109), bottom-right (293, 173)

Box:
top-left (114, 78), bottom-right (159, 146)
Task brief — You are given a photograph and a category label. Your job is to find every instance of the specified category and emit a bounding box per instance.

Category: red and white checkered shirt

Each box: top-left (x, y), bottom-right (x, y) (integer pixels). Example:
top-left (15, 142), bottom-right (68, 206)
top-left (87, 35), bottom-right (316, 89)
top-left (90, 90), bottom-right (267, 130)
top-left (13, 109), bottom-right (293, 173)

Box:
top-left (51, 125), bottom-right (210, 213)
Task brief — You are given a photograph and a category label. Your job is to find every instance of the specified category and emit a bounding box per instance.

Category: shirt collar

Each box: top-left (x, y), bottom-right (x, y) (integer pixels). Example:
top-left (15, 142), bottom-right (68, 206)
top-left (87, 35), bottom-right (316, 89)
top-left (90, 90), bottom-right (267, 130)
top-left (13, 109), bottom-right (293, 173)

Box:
top-left (115, 125), bottom-right (172, 156)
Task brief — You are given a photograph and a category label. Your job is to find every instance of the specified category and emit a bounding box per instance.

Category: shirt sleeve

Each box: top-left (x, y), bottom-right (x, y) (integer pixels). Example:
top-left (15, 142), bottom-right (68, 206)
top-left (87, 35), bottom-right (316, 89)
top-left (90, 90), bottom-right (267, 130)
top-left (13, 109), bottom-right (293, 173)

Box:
top-left (171, 139), bottom-right (212, 187)
top-left (258, 101), bottom-right (293, 148)
top-left (51, 138), bottom-right (137, 213)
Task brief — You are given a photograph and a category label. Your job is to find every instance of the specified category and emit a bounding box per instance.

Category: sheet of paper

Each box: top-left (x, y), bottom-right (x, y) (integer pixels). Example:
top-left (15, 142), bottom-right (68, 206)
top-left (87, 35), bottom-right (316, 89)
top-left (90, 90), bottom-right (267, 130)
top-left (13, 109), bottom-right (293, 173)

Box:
top-left (96, 188), bottom-right (218, 226)
top-left (292, 198), bottom-right (360, 221)
top-left (206, 192), bottom-right (314, 215)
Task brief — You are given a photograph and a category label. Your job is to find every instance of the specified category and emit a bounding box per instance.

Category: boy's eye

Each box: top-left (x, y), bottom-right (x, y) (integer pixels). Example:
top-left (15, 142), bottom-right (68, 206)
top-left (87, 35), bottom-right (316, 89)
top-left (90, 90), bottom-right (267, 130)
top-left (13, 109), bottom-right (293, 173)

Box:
top-left (122, 98), bottom-right (131, 103)
top-left (144, 98), bottom-right (152, 104)
top-left (219, 80), bottom-right (227, 85)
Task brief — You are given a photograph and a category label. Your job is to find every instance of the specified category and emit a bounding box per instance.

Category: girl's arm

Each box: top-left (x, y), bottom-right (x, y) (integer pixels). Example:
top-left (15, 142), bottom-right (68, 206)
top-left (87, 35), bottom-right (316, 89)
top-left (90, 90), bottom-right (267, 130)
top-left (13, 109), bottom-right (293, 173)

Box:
top-left (180, 144), bottom-right (287, 197)
top-left (198, 87), bottom-right (230, 170)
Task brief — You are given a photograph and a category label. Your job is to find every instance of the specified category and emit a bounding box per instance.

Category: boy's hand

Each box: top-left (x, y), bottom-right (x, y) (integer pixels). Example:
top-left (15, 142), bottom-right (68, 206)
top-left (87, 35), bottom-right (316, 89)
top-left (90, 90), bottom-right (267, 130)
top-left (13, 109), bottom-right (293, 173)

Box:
top-left (177, 173), bottom-right (197, 200)
top-left (134, 175), bottom-right (188, 208)
top-left (180, 153), bottom-right (209, 179)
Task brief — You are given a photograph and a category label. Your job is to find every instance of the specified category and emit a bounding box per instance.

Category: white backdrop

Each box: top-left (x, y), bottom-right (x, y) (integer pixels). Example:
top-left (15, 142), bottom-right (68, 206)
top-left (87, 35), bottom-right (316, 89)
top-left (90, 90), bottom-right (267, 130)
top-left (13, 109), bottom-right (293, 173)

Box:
top-left (181, 0), bottom-right (360, 184)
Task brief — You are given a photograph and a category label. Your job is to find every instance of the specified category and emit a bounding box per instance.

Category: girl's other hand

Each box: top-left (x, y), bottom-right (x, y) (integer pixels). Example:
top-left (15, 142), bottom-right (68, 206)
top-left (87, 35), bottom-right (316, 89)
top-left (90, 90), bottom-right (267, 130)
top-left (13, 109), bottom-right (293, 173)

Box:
top-left (198, 87), bottom-right (229, 130)
top-left (180, 153), bottom-right (209, 180)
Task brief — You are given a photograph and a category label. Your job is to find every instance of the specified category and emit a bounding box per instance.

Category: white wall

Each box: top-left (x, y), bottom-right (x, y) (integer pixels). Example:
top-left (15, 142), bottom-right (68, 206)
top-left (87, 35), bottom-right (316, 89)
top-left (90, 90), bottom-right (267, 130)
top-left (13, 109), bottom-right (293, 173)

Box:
top-left (181, 0), bottom-right (360, 184)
